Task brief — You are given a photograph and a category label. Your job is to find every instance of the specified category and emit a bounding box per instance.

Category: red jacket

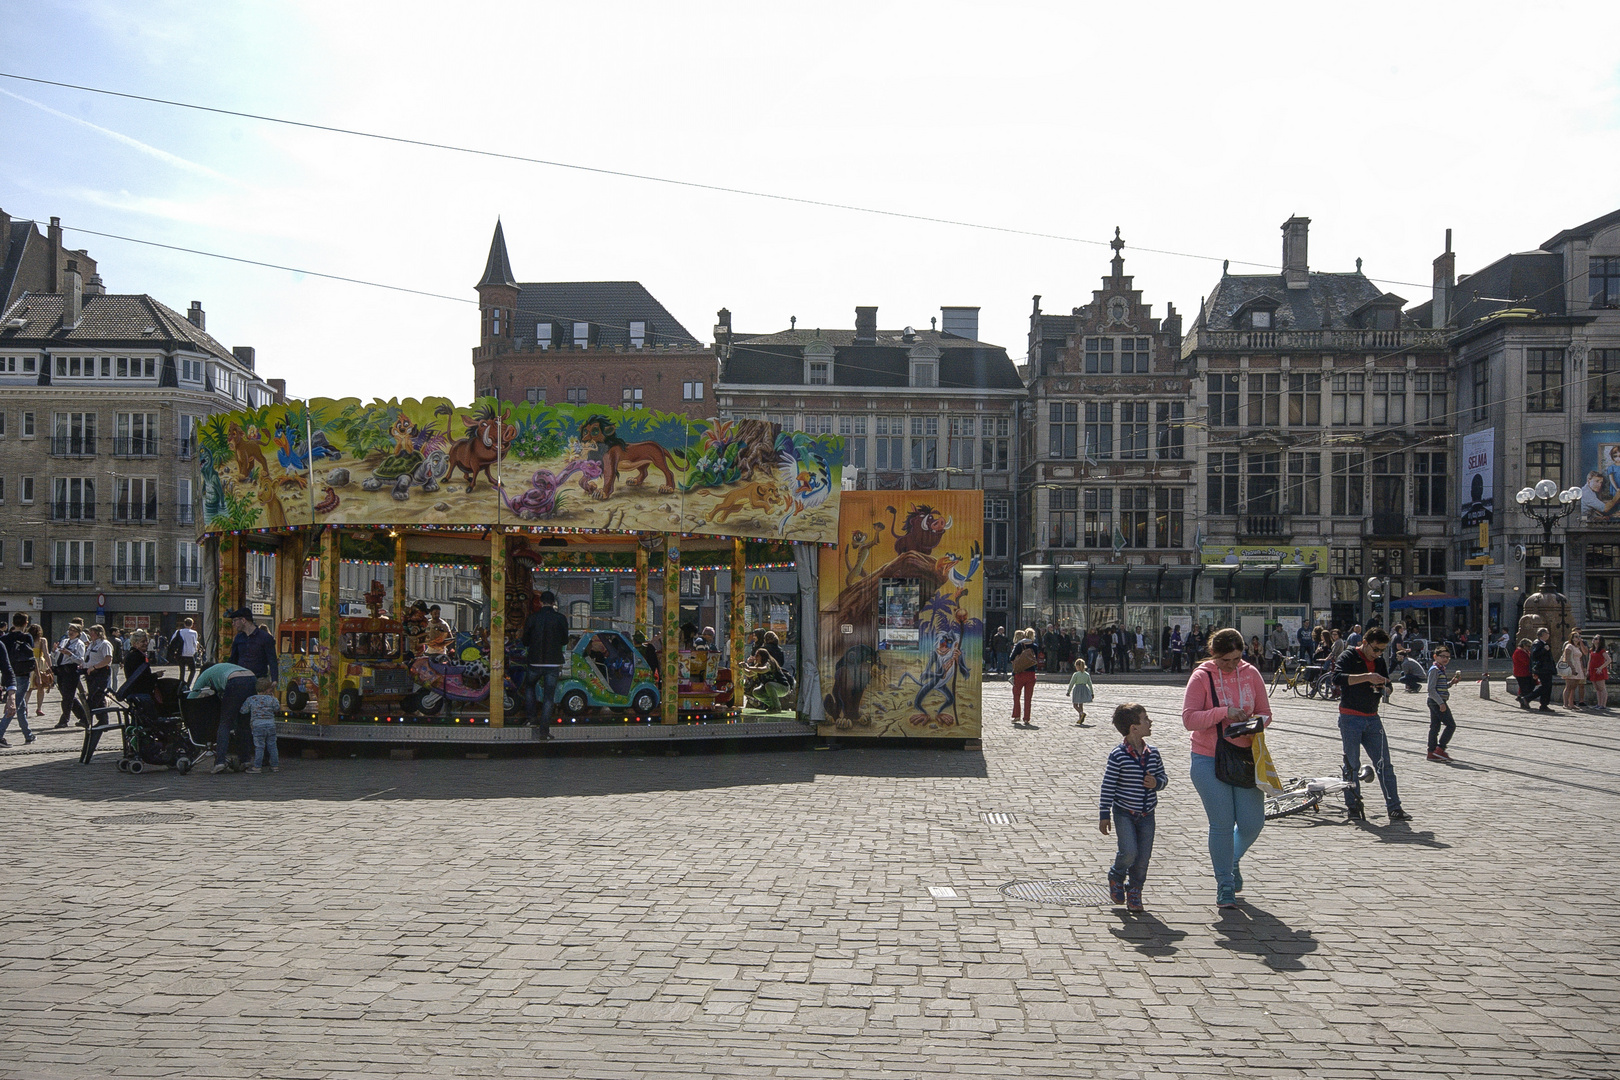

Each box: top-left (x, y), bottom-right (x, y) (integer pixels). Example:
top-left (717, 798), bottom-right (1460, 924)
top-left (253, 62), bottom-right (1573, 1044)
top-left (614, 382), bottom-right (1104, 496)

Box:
top-left (1512, 647), bottom-right (1530, 679)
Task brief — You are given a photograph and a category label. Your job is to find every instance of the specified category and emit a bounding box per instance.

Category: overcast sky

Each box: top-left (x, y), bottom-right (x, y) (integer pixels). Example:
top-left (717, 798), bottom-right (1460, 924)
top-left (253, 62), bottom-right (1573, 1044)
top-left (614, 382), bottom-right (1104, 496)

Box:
top-left (3, 1), bottom-right (1618, 401)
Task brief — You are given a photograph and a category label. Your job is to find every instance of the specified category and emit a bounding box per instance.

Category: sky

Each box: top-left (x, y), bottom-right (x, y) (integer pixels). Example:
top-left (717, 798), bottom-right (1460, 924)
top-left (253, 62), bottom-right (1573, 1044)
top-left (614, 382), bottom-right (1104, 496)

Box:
top-left (2, 0), bottom-right (1618, 402)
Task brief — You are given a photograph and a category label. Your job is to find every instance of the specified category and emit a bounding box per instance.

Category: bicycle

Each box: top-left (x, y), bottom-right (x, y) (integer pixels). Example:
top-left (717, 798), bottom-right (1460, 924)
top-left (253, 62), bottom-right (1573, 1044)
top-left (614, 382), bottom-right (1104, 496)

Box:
top-left (1268, 656), bottom-right (1320, 698)
top-left (1265, 765), bottom-right (1378, 819)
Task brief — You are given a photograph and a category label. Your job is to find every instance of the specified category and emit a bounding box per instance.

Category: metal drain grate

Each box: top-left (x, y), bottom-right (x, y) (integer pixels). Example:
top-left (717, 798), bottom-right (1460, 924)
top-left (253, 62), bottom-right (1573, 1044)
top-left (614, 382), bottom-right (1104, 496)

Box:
top-left (980, 812), bottom-right (1016, 825)
top-left (999, 880), bottom-right (1113, 906)
top-left (90, 812), bottom-right (195, 826)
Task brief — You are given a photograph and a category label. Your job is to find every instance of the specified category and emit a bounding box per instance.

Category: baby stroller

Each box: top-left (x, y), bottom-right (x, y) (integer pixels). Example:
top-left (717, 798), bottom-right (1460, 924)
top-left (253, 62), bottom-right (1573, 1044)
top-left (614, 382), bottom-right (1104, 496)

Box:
top-left (80, 675), bottom-right (210, 774)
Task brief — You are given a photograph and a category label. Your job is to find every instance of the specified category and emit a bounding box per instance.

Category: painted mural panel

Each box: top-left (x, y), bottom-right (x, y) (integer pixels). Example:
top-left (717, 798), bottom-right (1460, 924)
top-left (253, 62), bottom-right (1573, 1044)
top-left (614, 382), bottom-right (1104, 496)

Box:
top-left (817, 491), bottom-right (983, 738)
top-left (195, 398), bottom-right (841, 542)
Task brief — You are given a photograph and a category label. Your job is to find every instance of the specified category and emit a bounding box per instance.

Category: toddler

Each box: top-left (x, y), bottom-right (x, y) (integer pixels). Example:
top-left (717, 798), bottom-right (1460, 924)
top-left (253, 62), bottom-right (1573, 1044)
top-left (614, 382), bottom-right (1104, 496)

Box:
top-left (1098, 702), bottom-right (1169, 913)
top-left (241, 676), bottom-right (281, 774)
top-left (1067, 658), bottom-right (1094, 725)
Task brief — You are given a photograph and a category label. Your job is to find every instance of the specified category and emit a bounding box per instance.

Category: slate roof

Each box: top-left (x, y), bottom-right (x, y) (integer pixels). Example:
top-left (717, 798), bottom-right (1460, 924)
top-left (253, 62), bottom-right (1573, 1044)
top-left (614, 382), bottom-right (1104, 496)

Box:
top-left (722, 328), bottom-right (1024, 390)
top-left (0, 219), bottom-right (35, 309)
top-left (513, 282), bottom-right (702, 349)
top-left (1543, 207), bottom-right (1620, 250)
top-left (1199, 271), bottom-right (1421, 331)
top-left (477, 219), bottom-right (518, 289)
top-left (0, 292), bottom-right (238, 362)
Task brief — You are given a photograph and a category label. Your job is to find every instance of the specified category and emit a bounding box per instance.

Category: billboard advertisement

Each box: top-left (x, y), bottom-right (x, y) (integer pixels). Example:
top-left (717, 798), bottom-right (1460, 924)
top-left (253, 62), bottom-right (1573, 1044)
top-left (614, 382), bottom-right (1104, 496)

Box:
top-left (1461, 427), bottom-right (1494, 526)
top-left (1200, 544), bottom-right (1326, 569)
top-left (1579, 424), bottom-right (1620, 523)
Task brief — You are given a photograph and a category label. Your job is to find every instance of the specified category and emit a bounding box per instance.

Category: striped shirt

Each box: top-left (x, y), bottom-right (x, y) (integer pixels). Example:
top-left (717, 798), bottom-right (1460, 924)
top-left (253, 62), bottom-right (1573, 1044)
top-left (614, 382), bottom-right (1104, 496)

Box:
top-left (1099, 741), bottom-right (1169, 820)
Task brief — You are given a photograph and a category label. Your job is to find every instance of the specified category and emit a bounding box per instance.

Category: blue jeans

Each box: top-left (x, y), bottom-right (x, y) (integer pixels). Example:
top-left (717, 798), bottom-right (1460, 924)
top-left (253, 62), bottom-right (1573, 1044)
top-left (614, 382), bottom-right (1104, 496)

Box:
top-left (251, 720), bottom-right (279, 769)
top-left (215, 675), bottom-right (257, 763)
top-left (521, 665), bottom-right (560, 724)
top-left (1189, 752), bottom-right (1265, 896)
top-left (0, 683), bottom-right (31, 740)
top-left (1108, 809), bottom-right (1156, 890)
top-left (1339, 711), bottom-right (1402, 813)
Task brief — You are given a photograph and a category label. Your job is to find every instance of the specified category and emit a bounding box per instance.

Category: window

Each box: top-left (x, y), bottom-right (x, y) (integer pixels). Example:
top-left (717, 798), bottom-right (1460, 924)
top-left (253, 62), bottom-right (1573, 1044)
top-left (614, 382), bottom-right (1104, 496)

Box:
top-left (115, 412), bottom-right (158, 456)
top-left (1084, 402), bottom-right (1113, 460)
top-left (1526, 441), bottom-right (1563, 486)
top-left (179, 356), bottom-right (203, 382)
top-left (178, 541), bottom-right (201, 586)
top-left (1592, 255), bottom-right (1620, 308)
top-left (947, 417), bottom-right (975, 468)
top-left (572, 322), bottom-right (591, 348)
top-left (52, 477), bottom-right (95, 520)
top-left (490, 309), bottom-right (501, 337)
top-left (1372, 452), bottom-right (1405, 515)
top-left (1155, 402), bottom-right (1184, 459)
top-left (22, 411), bottom-right (32, 438)
top-left (1331, 373), bottom-right (1364, 425)
top-left (985, 497), bottom-right (1009, 558)
top-left (1286, 452), bottom-right (1320, 516)
top-left (1120, 337), bottom-right (1150, 374)
top-left (51, 412), bottom-right (97, 455)
top-left (980, 416), bottom-right (1009, 470)
top-left (803, 414), bottom-right (833, 435)
top-left (1527, 349), bottom-right (1564, 412)
top-left (839, 415), bottom-right (867, 469)
top-left (524, 387), bottom-right (545, 404)
top-left (620, 387), bottom-right (643, 408)
top-left (1208, 373), bottom-right (1240, 427)
top-left (910, 358), bottom-right (937, 388)
top-left (629, 320), bottom-right (646, 348)
top-left (115, 540), bottom-right (158, 584)
top-left (568, 601), bottom-right (590, 629)
top-left (1247, 373), bottom-right (1281, 426)
top-left (116, 478), bottom-right (159, 522)
top-left (1330, 452), bottom-right (1365, 516)
top-left (1250, 310), bottom-right (1272, 329)
top-left (535, 322), bottom-right (554, 350)
top-left (682, 380), bottom-right (705, 401)
top-left (1120, 487), bottom-right (1150, 547)
top-left (1049, 488), bottom-right (1079, 547)
top-left (1330, 546), bottom-right (1364, 576)
top-left (1413, 372), bottom-right (1446, 425)
top-left (178, 478), bottom-right (194, 525)
top-left (1084, 337), bottom-right (1114, 374)
top-left (1207, 452), bottom-right (1240, 514)
top-left (1472, 359), bottom-right (1490, 420)
top-left (20, 539), bottom-right (32, 567)
top-left (0, 477), bottom-right (4, 502)
top-left (1246, 452), bottom-right (1281, 514)
top-left (0, 412), bottom-right (5, 437)
top-left (807, 361), bottom-right (830, 385)
top-left (1049, 402), bottom-right (1079, 459)
top-left (52, 540), bottom-right (94, 584)
top-left (1413, 548), bottom-right (1446, 577)
top-left (1288, 373), bottom-right (1321, 425)
top-left (1082, 488), bottom-right (1112, 547)
top-left (1119, 402), bottom-right (1149, 459)
top-left (1413, 452), bottom-right (1447, 516)
top-left (1370, 372), bottom-right (1405, 425)
top-left (1154, 488), bottom-right (1184, 548)
top-left (909, 415), bottom-right (938, 470)
top-left (875, 416), bottom-right (905, 470)
top-left (1589, 350), bottom-right (1620, 413)
top-left (986, 586), bottom-right (1009, 611)
top-left (20, 476), bottom-right (33, 504)
top-left (566, 387), bottom-right (588, 405)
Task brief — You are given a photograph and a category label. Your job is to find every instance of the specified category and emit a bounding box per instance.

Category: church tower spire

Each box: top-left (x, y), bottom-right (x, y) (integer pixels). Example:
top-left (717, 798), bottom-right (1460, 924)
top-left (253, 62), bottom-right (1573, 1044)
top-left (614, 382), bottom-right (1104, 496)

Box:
top-left (475, 219), bottom-right (520, 368)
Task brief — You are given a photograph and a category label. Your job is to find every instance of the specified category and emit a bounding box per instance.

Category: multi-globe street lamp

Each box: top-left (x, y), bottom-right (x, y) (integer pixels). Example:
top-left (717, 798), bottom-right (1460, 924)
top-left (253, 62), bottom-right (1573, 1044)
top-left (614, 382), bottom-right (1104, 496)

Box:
top-left (1514, 479), bottom-right (1584, 594)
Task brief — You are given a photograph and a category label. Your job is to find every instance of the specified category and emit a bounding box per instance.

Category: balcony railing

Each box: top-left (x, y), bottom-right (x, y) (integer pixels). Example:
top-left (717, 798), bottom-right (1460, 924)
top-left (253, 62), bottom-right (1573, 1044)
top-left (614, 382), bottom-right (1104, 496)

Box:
top-left (49, 501), bottom-right (97, 521)
top-left (114, 502), bottom-right (161, 524)
top-left (112, 437), bottom-right (160, 457)
top-left (48, 436), bottom-right (97, 457)
top-left (49, 566), bottom-right (95, 585)
top-left (1188, 327), bottom-right (1450, 353)
top-left (1239, 513), bottom-right (1292, 541)
top-left (177, 505), bottom-right (196, 525)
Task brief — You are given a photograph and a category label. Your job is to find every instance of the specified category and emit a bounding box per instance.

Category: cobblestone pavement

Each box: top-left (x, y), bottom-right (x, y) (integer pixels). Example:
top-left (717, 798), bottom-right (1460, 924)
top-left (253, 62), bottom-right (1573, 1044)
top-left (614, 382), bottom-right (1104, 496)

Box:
top-left (1, 677), bottom-right (1618, 1079)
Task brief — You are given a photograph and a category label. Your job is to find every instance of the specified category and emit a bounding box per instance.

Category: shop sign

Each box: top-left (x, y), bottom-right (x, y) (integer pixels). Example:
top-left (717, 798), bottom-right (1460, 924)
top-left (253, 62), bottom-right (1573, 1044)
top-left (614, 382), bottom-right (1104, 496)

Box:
top-left (1200, 545), bottom-right (1327, 569)
top-left (251, 602), bottom-right (272, 617)
top-left (184, 598), bottom-right (200, 612)
top-left (591, 577), bottom-right (615, 612)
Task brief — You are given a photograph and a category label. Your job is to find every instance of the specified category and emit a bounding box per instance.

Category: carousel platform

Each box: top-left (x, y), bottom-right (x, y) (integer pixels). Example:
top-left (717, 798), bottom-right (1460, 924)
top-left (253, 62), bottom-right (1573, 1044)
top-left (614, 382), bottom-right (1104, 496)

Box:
top-left (272, 716), bottom-right (815, 744)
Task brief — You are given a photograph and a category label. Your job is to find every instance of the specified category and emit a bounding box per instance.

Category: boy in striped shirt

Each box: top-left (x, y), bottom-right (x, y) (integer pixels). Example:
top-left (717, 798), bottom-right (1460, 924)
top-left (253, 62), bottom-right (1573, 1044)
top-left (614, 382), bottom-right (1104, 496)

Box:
top-left (1099, 702), bottom-right (1170, 913)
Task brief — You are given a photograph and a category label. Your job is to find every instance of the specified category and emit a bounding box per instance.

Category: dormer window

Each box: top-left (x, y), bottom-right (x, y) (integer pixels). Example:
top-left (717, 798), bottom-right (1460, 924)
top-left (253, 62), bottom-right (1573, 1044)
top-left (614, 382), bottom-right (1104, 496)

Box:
top-left (1250, 310), bottom-right (1272, 329)
top-left (535, 322), bottom-right (554, 350)
top-left (910, 359), bottom-right (938, 388)
top-left (573, 321), bottom-right (591, 348)
top-left (629, 321), bottom-right (646, 348)
top-left (807, 361), bottom-right (830, 385)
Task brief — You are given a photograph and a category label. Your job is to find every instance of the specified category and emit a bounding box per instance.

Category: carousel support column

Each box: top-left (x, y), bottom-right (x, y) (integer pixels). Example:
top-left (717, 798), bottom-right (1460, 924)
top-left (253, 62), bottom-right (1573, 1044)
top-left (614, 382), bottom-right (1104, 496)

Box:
top-left (635, 542), bottom-right (649, 639)
top-left (216, 534), bottom-right (243, 657)
top-left (662, 534), bottom-right (680, 725)
top-left (488, 528), bottom-right (507, 728)
top-left (317, 527), bottom-right (340, 726)
top-left (730, 537), bottom-right (747, 674)
top-left (393, 531), bottom-right (407, 624)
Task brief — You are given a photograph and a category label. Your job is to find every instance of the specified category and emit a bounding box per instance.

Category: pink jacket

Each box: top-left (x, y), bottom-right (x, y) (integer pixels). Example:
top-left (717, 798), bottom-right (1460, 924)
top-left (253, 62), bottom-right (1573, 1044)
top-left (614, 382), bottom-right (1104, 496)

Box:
top-left (1181, 659), bottom-right (1273, 757)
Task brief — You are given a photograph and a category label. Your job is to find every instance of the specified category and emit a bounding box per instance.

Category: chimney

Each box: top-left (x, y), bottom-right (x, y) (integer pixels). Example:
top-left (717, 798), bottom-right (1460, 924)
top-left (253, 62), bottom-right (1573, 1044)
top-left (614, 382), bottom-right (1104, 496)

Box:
top-left (940, 306), bottom-right (980, 341)
top-left (232, 346), bottom-right (255, 370)
top-left (187, 301), bottom-right (206, 330)
top-left (1432, 228), bottom-right (1455, 330)
top-left (83, 273), bottom-right (105, 296)
top-left (267, 378), bottom-right (286, 402)
top-left (48, 216), bottom-right (62, 291)
top-left (1281, 215), bottom-right (1311, 289)
top-left (854, 305), bottom-right (878, 344)
top-left (64, 258), bottom-right (82, 328)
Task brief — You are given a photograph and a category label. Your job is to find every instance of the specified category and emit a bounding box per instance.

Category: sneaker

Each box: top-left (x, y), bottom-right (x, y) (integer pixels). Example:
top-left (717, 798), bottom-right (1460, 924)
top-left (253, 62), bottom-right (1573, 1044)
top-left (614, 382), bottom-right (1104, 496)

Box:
top-left (1539, 705), bottom-right (1554, 712)
top-left (1435, 748), bottom-right (1452, 762)
top-left (245, 766), bottom-right (261, 774)
top-left (1108, 875), bottom-right (1125, 905)
top-left (1232, 864), bottom-right (1244, 893)
top-left (269, 766), bottom-right (279, 773)
top-left (1216, 885), bottom-right (1238, 909)
top-left (1427, 749), bottom-right (1445, 762)
top-left (1388, 808), bottom-right (1413, 822)
top-left (210, 763), bottom-right (228, 774)
top-left (24, 735), bottom-right (36, 745)
top-left (1126, 887), bottom-right (1144, 913)
top-left (0, 738), bottom-right (9, 748)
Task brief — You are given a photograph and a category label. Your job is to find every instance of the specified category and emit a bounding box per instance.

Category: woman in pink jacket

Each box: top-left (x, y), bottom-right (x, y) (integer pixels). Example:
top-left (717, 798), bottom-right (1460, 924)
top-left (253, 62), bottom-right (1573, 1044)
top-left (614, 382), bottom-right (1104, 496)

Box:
top-left (1182, 627), bottom-right (1273, 909)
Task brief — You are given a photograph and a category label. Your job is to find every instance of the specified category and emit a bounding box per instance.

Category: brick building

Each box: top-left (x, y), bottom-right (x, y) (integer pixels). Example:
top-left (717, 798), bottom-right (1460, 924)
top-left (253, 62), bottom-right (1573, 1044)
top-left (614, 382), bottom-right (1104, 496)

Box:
top-left (470, 221), bottom-right (715, 417)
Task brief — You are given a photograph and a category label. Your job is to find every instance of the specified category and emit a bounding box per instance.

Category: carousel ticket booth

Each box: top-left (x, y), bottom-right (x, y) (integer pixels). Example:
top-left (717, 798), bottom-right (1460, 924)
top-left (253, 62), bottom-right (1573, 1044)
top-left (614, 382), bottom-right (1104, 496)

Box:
top-left (198, 397), bottom-right (848, 744)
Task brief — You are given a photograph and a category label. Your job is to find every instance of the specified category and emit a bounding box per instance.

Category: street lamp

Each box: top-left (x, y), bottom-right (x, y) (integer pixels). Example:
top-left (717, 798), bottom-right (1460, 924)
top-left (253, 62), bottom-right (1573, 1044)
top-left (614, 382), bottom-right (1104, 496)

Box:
top-left (1514, 481), bottom-right (1584, 593)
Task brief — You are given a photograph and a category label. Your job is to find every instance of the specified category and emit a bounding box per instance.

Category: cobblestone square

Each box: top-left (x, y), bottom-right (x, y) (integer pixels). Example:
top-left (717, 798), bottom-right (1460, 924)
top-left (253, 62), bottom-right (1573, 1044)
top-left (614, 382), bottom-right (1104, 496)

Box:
top-left (1, 676), bottom-right (1617, 1078)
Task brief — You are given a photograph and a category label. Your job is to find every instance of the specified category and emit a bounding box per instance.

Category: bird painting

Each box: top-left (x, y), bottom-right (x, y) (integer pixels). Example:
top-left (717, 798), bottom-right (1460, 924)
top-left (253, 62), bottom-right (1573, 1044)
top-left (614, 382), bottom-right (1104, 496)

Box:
top-left (776, 444), bottom-right (832, 534)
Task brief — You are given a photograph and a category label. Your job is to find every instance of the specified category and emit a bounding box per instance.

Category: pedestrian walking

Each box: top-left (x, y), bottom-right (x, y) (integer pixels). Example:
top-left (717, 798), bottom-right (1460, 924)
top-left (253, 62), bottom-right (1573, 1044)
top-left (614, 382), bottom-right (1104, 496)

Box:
top-left (0, 612), bottom-right (37, 747)
top-left (52, 621), bottom-right (88, 728)
top-left (519, 590), bottom-right (569, 729)
top-left (79, 625), bottom-right (114, 726)
top-left (1589, 634), bottom-right (1610, 709)
top-left (990, 627), bottom-right (1008, 678)
top-left (1529, 627), bottom-right (1556, 711)
top-left (1009, 629), bottom-right (1039, 726)
top-left (1169, 625), bottom-right (1184, 673)
top-left (1182, 628), bottom-right (1273, 909)
top-left (1333, 626), bottom-right (1410, 823)
top-left (1067, 658), bottom-right (1094, 726)
top-left (1425, 646), bottom-right (1461, 762)
top-left (1561, 631), bottom-right (1588, 711)
top-left (29, 625), bottom-right (51, 718)
top-left (242, 676), bottom-right (281, 773)
top-left (173, 618), bottom-right (200, 688)
top-left (1098, 702), bottom-right (1169, 914)
top-left (1512, 638), bottom-right (1532, 707)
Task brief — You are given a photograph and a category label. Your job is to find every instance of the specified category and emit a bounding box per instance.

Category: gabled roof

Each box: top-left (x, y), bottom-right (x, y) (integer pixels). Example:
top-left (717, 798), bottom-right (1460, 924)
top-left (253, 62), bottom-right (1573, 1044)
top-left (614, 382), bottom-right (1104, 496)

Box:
top-left (477, 219), bottom-right (518, 289)
top-left (1543, 207), bottom-right (1620, 250)
top-left (1199, 271), bottom-right (1422, 331)
top-left (722, 328), bottom-right (1023, 390)
top-left (514, 282), bottom-right (702, 349)
top-left (0, 292), bottom-right (238, 362)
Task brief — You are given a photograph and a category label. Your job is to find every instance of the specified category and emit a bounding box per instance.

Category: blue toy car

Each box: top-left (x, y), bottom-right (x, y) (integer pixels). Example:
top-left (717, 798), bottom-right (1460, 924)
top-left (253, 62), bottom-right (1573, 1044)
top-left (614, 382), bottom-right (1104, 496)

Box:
top-left (556, 630), bottom-right (661, 717)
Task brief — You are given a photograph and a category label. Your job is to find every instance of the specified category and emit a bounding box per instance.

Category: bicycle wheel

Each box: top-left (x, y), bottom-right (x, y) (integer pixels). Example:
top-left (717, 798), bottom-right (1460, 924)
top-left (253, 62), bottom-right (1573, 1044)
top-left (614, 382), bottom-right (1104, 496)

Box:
top-left (1265, 790), bottom-right (1323, 820)
top-left (1292, 674), bottom-right (1310, 698)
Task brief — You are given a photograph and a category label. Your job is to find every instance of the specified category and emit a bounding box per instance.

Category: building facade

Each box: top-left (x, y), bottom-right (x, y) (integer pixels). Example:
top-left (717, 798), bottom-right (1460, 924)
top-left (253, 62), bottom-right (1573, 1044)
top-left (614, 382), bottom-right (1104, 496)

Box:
top-left (471, 221), bottom-right (716, 418)
top-left (1020, 231), bottom-right (1192, 646)
top-left (0, 212), bottom-right (282, 638)
top-left (714, 305), bottom-right (1024, 634)
top-left (1182, 216), bottom-right (1451, 638)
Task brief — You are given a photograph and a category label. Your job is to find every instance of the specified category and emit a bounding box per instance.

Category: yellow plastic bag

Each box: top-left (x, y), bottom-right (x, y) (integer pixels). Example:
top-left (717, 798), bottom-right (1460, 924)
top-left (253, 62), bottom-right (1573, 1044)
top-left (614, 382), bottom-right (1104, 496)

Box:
top-left (1252, 730), bottom-right (1283, 793)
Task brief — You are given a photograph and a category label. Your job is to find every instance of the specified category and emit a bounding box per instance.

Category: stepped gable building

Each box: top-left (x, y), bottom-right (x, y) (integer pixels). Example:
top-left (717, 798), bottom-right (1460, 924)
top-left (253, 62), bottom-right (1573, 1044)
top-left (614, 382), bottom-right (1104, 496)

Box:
top-left (470, 220), bottom-right (715, 418)
top-left (1414, 208), bottom-right (1620, 631)
top-left (1020, 229), bottom-right (1190, 642)
top-left (714, 305), bottom-right (1024, 634)
top-left (1183, 215), bottom-right (1450, 633)
top-left (0, 209), bottom-right (282, 638)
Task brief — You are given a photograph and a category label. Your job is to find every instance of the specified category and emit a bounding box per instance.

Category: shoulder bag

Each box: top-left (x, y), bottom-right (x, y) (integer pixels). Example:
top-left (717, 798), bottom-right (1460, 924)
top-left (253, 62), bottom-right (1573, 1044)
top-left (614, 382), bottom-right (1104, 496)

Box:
top-left (1206, 670), bottom-right (1256, 789)
top-left (1010, 646), bottom-right (1036, 674)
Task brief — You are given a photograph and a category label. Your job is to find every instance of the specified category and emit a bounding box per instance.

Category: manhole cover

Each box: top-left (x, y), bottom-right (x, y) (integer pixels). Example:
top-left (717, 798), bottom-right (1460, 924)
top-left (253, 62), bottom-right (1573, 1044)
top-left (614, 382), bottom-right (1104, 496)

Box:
top-left (980, 812), bottom-right (1016, 825)
top-left (999, 880), bottom-right (1113, 906)
top-left (90, 812), bottom-right (195, 825)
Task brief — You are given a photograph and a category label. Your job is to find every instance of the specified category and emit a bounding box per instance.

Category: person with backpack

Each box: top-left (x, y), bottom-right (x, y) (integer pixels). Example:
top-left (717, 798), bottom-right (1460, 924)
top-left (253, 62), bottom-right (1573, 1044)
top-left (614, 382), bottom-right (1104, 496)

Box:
top-left (1009, 628), bottom-right (1041, 727)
